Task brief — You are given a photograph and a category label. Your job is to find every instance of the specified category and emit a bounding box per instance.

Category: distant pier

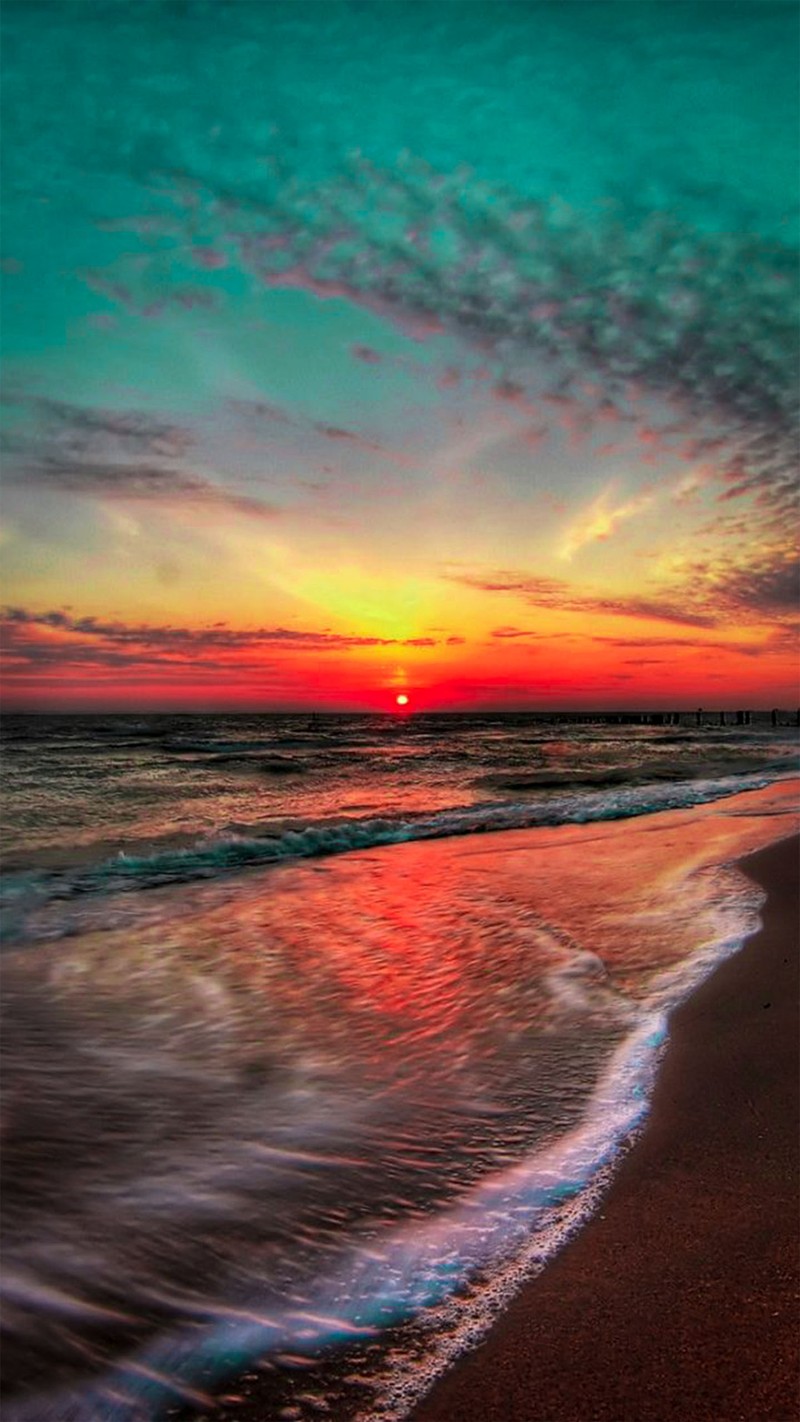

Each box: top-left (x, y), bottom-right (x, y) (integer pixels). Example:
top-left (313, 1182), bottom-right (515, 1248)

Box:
top-left (516, 709), bottom-right (799, 728)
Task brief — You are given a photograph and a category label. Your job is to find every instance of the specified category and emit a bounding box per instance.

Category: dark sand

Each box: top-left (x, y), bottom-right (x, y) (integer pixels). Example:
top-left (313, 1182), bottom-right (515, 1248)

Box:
top-left (409, 834), bottom-right (800, 1422)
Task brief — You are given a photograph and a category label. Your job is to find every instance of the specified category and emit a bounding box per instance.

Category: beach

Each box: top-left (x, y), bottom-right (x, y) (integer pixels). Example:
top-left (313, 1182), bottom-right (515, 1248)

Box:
top-left (3, 0), bottom-right (800, 1416)
top-left (410, 834), bottom-right (800, 1422)
top-left (2, 754), bottom-right (798, 1422)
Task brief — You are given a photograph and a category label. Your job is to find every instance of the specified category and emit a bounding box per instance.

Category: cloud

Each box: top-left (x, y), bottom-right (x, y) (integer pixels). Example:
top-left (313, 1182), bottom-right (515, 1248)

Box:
top-left (56, 154), bottom-right (797, 548)
top-left (2, 397), bottom-right (193, 460)
top-left (660, 542), bottom-right (800, 624)
top-left (7, 455), bottom-right (278, 520)
top-left (228, 398), bottom-right (411, 467)
top-left (591, 634), bottom-right (768, 658)
top-left (490, 625), bottom-right (568, 640)
top-left (446, 569), bottom-right (718, 629)
top-left (38, 399), bottom-right (192, 453)
top-left (312, 422), bottom-right (402, 462)
top-left (227, 399), bottom-right (294, 427)
top-left (672, 465), bottom-right (716, 505)
top-left (449, 539), bottom-right (800, 638)
top-left (0, 609), bottom-right (453, 675)
top-left (3, 397), bottom-right (279, 519)
top-left (710, 548), bottom-right (800, 617)
top-left (559, 485), bottom-right (656, 561)
top-left (125, 154), bottom-right (797, 515)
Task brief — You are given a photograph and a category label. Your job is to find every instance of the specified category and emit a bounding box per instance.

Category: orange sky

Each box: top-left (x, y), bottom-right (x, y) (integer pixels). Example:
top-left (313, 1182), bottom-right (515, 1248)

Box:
top-left (2, 3), bottom-right (797, 712)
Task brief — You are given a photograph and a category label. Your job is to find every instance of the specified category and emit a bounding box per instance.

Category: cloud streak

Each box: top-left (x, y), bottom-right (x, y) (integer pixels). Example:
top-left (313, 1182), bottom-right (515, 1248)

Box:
top-left (228, 399), bottom-right (412, 468)
top-left (7, 455), bottom-right (279, 520)
top-left (0, 609), bottom-right (457, 675)
top-left (448, 537), bottom-right (800, 632)
top-left (446, 569), bottom-right (718, 629)
top-left (3, 398), bottom-right (278, 519)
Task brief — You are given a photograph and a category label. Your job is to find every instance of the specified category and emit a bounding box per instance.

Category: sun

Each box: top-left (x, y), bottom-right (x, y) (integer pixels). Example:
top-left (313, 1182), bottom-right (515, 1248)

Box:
top-left (395, 693), bottom-right (409, 707)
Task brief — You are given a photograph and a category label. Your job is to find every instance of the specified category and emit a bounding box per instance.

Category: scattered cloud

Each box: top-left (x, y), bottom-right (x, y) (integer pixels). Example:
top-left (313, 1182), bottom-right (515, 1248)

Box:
top-left (138, 155), bottom-right (797, 505)
top-left (706, 547), bottom-right (800, 617)
top-left (228, 397), bottom-right (411, 466)
top-left (0, 608), bottom-right (456, 675)
top-left (490, 625), bottom-right (568, 640)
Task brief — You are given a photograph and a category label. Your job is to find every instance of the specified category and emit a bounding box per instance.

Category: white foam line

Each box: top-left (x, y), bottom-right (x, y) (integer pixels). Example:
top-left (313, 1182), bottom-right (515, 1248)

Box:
top-left (5, 852), bottom-right (774, 1422)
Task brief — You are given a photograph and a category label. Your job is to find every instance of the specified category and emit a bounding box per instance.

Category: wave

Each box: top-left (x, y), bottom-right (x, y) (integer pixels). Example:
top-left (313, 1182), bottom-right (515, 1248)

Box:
top-left (3, 849), bottom-right (763, 1422)
top-left (475, 755), bottom-right (796, 794)
top-left (1, 769), bottom-right (790, 927)
top-left (180, 753), bottom-right (308, 774)
top-left (2, 1012), bottom-right (669, 1422)
top-left (0, 781), bottom-right (780, 1420)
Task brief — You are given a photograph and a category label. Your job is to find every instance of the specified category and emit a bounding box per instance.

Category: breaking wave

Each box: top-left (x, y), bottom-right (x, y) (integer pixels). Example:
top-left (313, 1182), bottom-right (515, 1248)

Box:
top-left (1, 768), bottom-right (790, 934)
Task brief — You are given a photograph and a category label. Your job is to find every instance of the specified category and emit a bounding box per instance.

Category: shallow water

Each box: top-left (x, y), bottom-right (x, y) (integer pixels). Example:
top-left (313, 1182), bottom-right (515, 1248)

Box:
top-left (2, 715), bottom-right (796, 943)
top-left (2, 0), bottom-right (798, 1409)
top-left (2, 777), bottom-right (797, 1421)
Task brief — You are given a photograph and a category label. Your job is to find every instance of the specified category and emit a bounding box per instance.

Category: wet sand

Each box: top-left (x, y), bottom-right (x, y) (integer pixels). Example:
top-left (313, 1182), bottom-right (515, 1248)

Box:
top-left (410, 833), bottom-right (800, 1422)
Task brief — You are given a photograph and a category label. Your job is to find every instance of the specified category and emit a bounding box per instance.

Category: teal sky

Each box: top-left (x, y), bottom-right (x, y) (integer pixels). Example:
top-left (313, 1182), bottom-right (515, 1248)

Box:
top-left (1, 1), bottom-right (798, 710)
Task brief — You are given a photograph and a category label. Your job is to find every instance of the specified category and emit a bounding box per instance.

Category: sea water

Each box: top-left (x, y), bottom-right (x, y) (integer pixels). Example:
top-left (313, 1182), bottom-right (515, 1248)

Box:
top-left (2, 714), bottom-right (797, 1421)
top-left (2, 0), bottom-right (798, 1413)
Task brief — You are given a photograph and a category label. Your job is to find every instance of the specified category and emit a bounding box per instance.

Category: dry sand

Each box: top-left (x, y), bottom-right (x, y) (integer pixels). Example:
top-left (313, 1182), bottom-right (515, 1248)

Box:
top-left (409, 834), bottom-right (800, 1422)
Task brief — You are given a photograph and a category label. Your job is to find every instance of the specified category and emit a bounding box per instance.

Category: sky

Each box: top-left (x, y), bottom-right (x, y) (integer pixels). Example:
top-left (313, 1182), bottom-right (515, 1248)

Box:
top-left (1, 0), bottom-right (798, 712)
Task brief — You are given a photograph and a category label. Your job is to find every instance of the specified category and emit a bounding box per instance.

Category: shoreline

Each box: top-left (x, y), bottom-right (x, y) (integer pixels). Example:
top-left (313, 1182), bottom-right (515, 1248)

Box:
top-left (409, 833), bottom-right (800, 1422)
top-left (3, 798), bottom-right (797, 1422)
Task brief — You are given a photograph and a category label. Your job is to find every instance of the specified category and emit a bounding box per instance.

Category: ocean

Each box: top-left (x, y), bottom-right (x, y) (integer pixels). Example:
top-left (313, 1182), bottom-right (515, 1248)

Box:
top-left (2, 713), bottom-right (798, 1421)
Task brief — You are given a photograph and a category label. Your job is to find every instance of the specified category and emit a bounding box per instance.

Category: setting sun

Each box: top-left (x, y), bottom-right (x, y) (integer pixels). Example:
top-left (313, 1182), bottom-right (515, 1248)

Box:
top-left (2, 7), bottom-right (799, 1421)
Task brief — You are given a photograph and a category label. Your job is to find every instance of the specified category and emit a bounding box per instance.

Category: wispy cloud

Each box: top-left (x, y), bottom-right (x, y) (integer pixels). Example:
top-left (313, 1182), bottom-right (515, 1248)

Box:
top-left (559, 484), bottom-right (655, 561)
top-left (446, 569), bottom-right (718, 629)
top-left (0, 608), bottom-right (454, 675)
top-left (3, 397), bottom-right (277, 519)
top-left (227, 398), bottom-right (412, 467)
top-left (591, 635), bottom-right (767, 658)
top-left (490, 625), bottom-right (569, 640)
top-left (7, 455), bottom-right (279, 520)
top-left (447, 542), bottom-right (800, 632)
